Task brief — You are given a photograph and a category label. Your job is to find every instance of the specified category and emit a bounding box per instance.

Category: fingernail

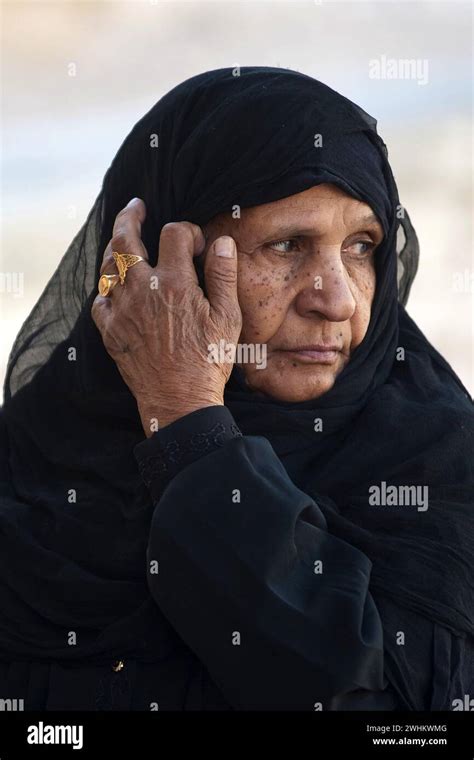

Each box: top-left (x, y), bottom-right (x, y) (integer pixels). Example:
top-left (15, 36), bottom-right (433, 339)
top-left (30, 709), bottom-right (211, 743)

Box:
top-left (127, 197), bottom-right (140, 206)
top-left (214, 237), bottom-right (235, 257)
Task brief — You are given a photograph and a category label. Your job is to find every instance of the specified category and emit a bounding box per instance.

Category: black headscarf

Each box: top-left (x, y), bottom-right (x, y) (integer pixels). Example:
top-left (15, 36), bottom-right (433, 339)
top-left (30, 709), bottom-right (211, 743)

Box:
top-left (1, 69), bottom-right (473, 701)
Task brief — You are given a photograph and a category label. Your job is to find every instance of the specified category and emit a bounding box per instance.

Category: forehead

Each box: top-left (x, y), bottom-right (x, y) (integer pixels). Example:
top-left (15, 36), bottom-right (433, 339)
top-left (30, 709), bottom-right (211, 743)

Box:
top-left (220, 184), bottom-right (382, 246)
top-left (203, 183), bottom-right (383, 244)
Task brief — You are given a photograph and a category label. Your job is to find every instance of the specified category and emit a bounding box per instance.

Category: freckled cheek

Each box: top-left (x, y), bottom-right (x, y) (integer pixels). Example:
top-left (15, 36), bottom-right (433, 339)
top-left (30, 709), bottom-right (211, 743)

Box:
top-left (350, 271), bottom-right (376, 346)
top-left (237, 264), bottom-right (289, 341)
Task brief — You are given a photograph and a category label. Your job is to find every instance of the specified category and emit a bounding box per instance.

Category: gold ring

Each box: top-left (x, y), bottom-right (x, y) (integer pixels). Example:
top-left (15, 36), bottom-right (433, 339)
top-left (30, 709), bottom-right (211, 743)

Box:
top-left (98, 273), bottom-right (120, 297)
top-left (97, 251), bottom-right (145, 297)
top-left (112, 251), bottom-right (145, 285)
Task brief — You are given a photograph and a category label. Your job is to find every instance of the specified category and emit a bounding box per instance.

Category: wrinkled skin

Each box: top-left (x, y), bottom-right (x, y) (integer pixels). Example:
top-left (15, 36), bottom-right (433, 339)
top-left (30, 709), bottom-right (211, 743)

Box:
top-left (92, 185), bottom-right (383, 435)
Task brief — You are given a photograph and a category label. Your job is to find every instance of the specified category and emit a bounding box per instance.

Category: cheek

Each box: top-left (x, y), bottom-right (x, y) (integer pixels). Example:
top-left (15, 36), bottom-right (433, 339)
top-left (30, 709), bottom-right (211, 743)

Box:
top-left (349, 262), bottom-right (376, 346)
top-left (236, 259), bottom-right (290, 341)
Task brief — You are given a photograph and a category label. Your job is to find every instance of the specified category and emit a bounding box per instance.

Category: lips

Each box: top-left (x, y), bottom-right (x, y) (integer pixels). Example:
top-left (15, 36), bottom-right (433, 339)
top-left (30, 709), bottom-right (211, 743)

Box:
top-left (281, 344), bottom-right (341, 352)
top-left (277, 344), bottom-right (342, 365)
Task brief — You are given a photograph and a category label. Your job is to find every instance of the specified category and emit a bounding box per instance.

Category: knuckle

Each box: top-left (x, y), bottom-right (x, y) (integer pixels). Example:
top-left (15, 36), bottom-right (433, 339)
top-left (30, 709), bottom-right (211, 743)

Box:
top-left (178, 220), bottom-right (202, 239)
top-left (160, 221), bottom-right (195, 249)
top-left (212, 266), bottom-right (238, 285)
top-left (110, 231), bottom-right (130, 252)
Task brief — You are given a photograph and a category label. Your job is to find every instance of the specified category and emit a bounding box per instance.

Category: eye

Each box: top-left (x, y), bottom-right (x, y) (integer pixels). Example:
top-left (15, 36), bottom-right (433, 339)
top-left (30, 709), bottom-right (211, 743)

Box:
top-left (266, 239), bottom-right (300, 255)
top-left (342, 239), bottom-right (377, 256)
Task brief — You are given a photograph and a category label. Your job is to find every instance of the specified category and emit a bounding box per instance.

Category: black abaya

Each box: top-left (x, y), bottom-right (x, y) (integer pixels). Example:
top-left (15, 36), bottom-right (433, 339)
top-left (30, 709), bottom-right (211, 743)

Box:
top-left (0, 67), bottom-right (473, 711)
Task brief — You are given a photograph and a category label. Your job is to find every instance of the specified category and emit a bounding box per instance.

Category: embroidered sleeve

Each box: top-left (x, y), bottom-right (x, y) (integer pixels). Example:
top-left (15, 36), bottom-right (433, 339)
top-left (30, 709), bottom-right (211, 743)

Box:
top-left (134, 405), bottom-right (242, 501)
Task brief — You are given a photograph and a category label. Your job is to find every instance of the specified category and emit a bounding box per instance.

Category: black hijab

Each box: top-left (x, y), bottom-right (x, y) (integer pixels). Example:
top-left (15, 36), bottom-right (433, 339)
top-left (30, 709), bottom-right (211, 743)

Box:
top-left (1, 69), bottom-right (473, 701)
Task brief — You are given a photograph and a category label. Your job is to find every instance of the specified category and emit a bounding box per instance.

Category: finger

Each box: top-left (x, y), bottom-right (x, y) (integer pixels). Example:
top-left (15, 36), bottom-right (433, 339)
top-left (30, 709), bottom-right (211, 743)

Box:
top-left (112, 197), bottom-right (147, 249)
top-left (100, 198), bottom-right (150, 279)
top-left (156, 222), bottom-right (206, 283)
top-left (204, 236), bottom-right (241, 324)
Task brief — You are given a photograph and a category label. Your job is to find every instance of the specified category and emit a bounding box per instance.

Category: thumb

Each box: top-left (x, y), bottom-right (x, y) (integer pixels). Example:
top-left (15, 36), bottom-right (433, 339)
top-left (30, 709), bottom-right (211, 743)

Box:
top-left (205, 236), bottom-right (241, 323)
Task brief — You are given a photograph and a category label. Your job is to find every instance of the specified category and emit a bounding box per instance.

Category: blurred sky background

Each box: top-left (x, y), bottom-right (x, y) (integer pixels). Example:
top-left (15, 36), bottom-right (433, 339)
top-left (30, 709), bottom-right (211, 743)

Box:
top-left (1, 0), bottom-right (473, 398)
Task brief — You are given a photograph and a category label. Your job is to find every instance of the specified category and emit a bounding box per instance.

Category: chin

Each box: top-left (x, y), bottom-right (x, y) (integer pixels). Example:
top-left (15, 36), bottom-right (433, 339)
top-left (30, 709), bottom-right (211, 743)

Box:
top-left (244, 366), bottom-right (339, 403)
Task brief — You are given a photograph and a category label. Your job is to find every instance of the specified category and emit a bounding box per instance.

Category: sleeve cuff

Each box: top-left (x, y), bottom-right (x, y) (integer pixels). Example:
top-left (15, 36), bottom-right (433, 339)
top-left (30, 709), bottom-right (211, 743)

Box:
top-left (134, 405), bottom-right (242, 501)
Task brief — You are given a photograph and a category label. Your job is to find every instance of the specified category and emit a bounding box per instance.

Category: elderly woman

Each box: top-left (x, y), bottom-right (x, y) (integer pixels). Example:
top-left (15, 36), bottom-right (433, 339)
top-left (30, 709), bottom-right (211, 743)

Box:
top-left (0, 67), bottom-right (473, 711)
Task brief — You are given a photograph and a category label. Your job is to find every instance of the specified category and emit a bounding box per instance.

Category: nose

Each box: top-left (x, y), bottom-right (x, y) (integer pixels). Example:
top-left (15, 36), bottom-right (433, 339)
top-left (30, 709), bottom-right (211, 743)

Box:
top-left (293, 245), bottom-right (356, 322)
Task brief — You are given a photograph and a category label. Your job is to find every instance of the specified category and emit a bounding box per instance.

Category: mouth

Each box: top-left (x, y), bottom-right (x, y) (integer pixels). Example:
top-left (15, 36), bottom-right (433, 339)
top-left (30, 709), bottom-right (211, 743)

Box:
top-left (277, 345), bottom-right (342, 365)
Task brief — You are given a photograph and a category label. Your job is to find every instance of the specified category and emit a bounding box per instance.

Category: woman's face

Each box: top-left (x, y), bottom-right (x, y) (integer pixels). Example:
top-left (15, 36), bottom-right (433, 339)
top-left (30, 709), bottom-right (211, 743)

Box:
top-left (203, 183), bottom-right (384, 402)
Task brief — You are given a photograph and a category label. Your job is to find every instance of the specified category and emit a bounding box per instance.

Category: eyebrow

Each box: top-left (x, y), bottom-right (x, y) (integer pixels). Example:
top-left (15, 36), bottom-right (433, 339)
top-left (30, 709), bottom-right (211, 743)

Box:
top-left (260, 213), bottom-right (383, 240)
